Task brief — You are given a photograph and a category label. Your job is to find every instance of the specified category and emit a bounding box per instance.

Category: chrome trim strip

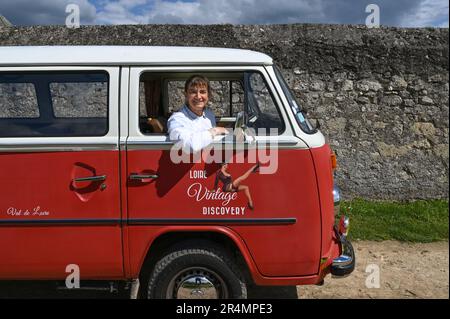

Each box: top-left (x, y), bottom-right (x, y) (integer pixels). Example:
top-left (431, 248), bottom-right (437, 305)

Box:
top-left (0, 219), bottom-right (122, 226)
top-left (126, 141), bottom-right (173, 145)
top-left (0, 144), bottom-right (118, 152)
top-left (125, 140), bottom-right (306, 150)
top-left (126, 139), bottom-right (299, 145)
top-left (127, 218), bottom-right (296, 225)
top-left (0, 218), bottom-right (296, 226)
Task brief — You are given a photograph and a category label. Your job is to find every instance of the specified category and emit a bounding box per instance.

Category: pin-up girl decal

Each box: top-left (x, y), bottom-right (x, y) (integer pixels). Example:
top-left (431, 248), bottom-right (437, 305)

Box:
top-left (214, 162), bottom-right (260, 210)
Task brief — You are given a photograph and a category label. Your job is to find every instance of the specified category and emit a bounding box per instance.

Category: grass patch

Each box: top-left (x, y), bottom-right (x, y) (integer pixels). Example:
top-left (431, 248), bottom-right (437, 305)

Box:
top-left (338, 199), bottom-right (449, 242)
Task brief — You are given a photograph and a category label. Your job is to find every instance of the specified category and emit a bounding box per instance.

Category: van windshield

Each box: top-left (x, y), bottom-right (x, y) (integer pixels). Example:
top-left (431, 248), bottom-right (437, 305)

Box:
top-left (274, 66), bottom-right (316, 134)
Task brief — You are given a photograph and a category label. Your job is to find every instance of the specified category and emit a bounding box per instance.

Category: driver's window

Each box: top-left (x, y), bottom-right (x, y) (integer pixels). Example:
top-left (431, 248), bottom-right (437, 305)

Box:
top-left (137, 71), bottom-right (284, 136)
top-left (245, 72), bottom-right (285, 135)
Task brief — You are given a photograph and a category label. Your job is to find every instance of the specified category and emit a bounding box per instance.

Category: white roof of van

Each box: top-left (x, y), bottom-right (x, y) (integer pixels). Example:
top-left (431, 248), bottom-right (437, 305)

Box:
top-left (0, 46), bottom-right (273, 66)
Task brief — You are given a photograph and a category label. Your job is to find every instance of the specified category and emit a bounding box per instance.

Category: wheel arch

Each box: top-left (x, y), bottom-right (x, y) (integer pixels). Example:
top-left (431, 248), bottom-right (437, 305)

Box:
top-left (137, 228), bottom-right (256, 295)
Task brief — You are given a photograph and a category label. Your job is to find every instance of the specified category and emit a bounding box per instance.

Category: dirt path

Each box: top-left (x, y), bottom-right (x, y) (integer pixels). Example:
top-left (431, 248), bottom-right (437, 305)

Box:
top-left (0, 241), bottom-right (448, 299)
top-left (297, 240), bottom-right (449, 299)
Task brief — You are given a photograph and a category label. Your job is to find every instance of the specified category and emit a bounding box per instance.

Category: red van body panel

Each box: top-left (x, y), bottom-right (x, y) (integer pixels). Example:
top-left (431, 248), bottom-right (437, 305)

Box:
top-left (310, 144), bottom-right (337, 258)
top-left (125, 147), bottom-right (322, 278)
top-left (0, 151), bottom-right (124, 279)
top-left (0, 146), bottom-right (337, 283)
top-left (309, 144), bottom-right (343, 271)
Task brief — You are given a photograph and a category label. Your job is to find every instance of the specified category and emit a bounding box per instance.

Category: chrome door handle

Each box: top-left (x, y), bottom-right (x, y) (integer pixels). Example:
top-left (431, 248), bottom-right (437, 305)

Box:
top-left (73, 175), bottom-right (107, 182)
top-left (129, 173), bottom-right (159, 180)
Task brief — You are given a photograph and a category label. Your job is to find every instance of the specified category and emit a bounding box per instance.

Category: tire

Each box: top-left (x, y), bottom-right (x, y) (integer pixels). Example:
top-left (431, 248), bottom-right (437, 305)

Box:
top-left (147, 243), bottom-right (247, 299)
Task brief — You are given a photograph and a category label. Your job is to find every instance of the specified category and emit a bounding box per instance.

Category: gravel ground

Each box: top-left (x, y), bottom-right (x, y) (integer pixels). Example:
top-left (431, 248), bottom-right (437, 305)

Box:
top-left (0, 241), bottom-right (448, 299)
top-left (298, 240), bottom-right (449, 299)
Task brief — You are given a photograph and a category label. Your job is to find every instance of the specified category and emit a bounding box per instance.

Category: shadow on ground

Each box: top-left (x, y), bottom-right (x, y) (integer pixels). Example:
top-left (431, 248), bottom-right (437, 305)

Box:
top-left (0, 281), bottom-right (298, 299)
top-left (0, 281), bottom-right (126, 299)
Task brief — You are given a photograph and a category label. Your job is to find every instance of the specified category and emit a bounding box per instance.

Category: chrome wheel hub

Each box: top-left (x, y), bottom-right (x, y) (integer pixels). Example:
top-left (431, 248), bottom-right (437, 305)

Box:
top-left (168, 267), bottom-right (227, 299)
top-left (177, 275), bottom-right (217, 299)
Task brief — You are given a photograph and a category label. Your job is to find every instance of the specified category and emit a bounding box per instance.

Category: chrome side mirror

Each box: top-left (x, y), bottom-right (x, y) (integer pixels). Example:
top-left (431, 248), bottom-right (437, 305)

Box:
top-left (234, 111), bottom-right (247, 143)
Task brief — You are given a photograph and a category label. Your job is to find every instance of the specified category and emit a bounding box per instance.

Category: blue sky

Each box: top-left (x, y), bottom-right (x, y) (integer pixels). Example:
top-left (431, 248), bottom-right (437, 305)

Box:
top-left (0, 0), bottom-right (448, 27)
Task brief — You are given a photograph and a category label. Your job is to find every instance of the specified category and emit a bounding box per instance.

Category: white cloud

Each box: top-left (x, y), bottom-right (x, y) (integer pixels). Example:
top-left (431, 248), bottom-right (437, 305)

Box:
top-left (0, 0), bottom-right (96, 25)
top-left (94, 0), bottom-right (326, 25)
top-left (399, 0), bottom-right (449, 27)
top-left (95, 0), bottom-right (150, 24)
top-left (1, 0), bottom-right (448, 27)
top-left (93, 0), bottom-right (438, 26)
top-left (147, 0), bottom-right (218, 24)
top-left (438, 20), bottom-right (449, 27)
top-left (116, 0), bottom-right (148, 8)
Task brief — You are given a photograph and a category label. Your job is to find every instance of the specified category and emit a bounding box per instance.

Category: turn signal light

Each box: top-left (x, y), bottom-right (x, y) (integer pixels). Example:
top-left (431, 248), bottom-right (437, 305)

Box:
top-left (331, 152), bottom-right (337, 170)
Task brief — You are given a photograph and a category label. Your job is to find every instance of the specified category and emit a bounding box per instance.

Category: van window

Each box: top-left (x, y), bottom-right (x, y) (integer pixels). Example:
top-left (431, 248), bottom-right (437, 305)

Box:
top-left (0, 72), bottom-right (109, 137)
top-left (50, 82), bottom-right (107, 118)
top-left (274, 66), bottom-right (316, 134)
top-left (138, 71), bottom-right (284, 135)
top-left (245, 72), bottom-right (284, 135)
top-left (0, 82), bottom-right (39, 118)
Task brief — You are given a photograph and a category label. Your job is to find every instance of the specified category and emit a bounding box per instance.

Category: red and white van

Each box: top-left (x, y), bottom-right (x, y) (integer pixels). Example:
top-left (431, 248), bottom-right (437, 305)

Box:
top-left (0, 46), bottom-right (354, 299)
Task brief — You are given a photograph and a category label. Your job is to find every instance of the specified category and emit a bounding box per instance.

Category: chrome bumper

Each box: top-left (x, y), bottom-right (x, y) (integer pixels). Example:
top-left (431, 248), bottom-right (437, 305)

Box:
top-left (331, 231), bottom-right (355, 277)
top-left (330, 183), bottom-right (355, 277)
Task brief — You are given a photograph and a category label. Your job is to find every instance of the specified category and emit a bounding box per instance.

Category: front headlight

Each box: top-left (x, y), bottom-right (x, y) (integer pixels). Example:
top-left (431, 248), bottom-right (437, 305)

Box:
top-left (333, 184), bottom-right (341, 216)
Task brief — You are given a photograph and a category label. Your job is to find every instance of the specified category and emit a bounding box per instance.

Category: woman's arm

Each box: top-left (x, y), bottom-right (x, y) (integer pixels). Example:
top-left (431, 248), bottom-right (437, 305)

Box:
top-left (167, 113), bottom-right (213, 152)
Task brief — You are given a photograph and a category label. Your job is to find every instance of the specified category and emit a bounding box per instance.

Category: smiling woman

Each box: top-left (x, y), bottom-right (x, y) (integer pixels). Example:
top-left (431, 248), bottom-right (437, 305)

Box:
top-left (167, 74), bottom-right (229, 153)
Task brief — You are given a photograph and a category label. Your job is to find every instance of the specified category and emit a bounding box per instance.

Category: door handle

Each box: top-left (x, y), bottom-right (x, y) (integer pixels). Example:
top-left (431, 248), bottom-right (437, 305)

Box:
top-left (129, 173), bottom-right (159, 180)
top-left (73, 175), bottom-right (107, 182)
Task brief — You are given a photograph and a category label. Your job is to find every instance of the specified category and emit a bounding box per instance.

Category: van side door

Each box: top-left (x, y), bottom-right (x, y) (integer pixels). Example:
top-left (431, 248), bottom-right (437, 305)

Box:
top-left (0, 67), bottom-right (123, 279)
top-left (125, 67), bottom-right (321, 277)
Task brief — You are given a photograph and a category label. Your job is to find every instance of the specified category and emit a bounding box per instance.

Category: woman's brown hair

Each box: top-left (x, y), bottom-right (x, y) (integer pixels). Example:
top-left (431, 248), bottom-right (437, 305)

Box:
top-left (184, 74), bottom-right (211, 96)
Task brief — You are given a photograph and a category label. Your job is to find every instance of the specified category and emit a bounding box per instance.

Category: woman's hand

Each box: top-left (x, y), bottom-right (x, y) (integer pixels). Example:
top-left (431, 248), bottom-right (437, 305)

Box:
top-left (209, 127), bottom-right (230, 137)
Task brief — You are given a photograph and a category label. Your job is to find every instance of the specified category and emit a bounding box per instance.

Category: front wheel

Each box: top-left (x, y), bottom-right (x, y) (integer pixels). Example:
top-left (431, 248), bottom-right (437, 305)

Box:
top-left (147, 244), bottom-right (247, 299)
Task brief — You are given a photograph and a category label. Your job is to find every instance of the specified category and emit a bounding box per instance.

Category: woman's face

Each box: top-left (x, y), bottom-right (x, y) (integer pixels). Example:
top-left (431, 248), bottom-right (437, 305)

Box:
top-left (185, 84), bottom-right (209, 116)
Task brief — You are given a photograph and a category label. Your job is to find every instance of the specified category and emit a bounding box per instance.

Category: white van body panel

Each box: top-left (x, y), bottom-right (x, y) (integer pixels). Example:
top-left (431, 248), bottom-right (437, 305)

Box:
top-left (0, 46), bottom-right (273, 66)
top-left (0, 46), bottom-right (324, 149)
top-left (0, 66), bottom-right (120, 152)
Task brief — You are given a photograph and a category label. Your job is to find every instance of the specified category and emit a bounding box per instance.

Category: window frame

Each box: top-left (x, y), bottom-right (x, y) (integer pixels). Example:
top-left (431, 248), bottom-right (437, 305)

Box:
top-left (0, 66), bottom-right (119, 151)
top-left (0, 71), bottom-right (110, 138)
top-left (131, 66), bottom-right (291, 142)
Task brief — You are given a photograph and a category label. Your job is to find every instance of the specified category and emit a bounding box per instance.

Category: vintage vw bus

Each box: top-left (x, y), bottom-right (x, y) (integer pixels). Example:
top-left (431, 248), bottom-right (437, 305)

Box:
top-left (0, 46), bottom-right (354, 299)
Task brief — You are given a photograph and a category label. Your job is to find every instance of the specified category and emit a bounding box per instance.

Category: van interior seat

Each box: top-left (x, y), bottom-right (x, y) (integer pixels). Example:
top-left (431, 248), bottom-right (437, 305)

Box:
top-left (147, 117), bottom-right (167, 134)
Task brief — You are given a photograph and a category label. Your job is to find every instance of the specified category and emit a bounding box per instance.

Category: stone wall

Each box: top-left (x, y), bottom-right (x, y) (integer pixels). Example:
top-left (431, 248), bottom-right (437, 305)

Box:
top-left (0, 24), bottom-right (448, 200)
